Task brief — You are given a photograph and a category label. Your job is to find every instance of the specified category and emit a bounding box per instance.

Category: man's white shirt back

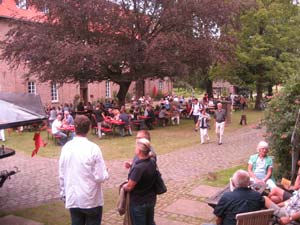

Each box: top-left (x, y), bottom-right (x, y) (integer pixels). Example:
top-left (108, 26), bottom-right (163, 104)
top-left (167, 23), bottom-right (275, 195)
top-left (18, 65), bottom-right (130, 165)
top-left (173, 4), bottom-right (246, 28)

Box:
top-left (59, 136), bottom-right (109, 209)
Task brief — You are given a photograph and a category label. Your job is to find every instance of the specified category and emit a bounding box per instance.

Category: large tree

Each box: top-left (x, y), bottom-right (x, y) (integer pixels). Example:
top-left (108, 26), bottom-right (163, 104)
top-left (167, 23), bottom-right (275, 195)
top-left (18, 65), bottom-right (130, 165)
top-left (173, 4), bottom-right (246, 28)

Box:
top-left (212, 0), bottom-right (300, 109)
top-left (1, 0), bottom-right (239, 105)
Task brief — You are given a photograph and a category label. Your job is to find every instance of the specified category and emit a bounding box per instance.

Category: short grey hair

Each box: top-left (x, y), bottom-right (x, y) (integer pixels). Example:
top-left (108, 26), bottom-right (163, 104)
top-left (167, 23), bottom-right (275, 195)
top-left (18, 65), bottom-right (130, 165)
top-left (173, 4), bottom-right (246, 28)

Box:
top-left (257, 141), bottom-right (269, 152)
top-left (232, 170), bottom-right (250, 188)
top-left (136, 138), bottom-right (151, 156)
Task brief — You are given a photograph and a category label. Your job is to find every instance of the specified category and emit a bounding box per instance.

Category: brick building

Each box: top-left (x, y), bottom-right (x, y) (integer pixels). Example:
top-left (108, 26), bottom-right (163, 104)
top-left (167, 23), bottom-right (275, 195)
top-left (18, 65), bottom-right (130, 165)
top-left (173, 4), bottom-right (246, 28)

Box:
top-left (0, 0), bottom-right (172, 107)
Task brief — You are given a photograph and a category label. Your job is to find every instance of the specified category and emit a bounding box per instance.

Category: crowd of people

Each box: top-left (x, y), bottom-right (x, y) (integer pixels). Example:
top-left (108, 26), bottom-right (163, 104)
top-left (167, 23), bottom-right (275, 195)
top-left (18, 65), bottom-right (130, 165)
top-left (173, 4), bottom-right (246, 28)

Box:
top-left (58, 110), bottom-right (300, 225)
top-left (44, 92), bottom-right (246, 147)
top-left (1, 92), bottom-right (287, 225)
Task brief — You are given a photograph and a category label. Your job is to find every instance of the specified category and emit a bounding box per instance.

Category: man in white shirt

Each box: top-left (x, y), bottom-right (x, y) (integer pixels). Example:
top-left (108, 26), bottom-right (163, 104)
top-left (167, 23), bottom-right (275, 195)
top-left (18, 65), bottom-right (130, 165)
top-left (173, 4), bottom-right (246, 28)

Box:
top-left (59, 115), bottom-right (109, 225)
top-left (51, 114), bottom-right (67, 146)
top-left (189, 98), bottom-right (202, 126)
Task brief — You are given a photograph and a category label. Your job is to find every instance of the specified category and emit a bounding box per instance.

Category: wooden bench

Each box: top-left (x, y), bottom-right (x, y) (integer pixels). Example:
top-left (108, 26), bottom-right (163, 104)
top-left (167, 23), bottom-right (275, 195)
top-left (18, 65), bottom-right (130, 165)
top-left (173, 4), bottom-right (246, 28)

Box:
top-left (236, 209), bottom-right (274, 225)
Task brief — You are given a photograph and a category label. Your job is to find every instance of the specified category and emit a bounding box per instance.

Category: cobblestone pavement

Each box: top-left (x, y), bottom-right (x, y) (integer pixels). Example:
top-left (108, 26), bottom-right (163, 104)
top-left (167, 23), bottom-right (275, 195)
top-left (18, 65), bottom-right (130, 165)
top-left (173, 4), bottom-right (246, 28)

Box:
top-left (0, 126), bottom-right (265, 224)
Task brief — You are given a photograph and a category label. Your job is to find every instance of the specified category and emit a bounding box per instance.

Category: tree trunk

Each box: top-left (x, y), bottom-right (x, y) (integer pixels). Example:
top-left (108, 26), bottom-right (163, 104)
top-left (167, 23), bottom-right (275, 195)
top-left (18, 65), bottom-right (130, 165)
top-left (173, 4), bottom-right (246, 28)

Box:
top-left (135, 79), bottom-right (145, 99)
top-left (205, 79), bottom-right (213, 99)
top-left (116, 81), bottom-right (131, 107)
top-left (267, 85), bottom-right (273, 96)
top-left (255, 81), bottom-right (263, 110)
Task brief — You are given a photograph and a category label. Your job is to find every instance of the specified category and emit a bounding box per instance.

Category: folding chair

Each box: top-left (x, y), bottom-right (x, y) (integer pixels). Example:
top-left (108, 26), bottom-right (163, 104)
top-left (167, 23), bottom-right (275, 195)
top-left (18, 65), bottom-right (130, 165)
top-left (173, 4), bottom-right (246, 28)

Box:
top-left (236, 209), bottom-right (274, 225)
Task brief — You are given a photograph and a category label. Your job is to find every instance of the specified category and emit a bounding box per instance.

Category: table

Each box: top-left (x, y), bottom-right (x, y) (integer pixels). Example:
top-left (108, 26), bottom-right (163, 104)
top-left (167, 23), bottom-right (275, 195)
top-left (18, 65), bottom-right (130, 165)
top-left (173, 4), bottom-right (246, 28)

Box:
top-left (104, 118), bottom-right (125, 136)
top-left (0, 147), bottom-right (15, 159)
top-left (61, 125), bottom-right (75, 139)
top-left (206, 183), bottom-right (266, 208)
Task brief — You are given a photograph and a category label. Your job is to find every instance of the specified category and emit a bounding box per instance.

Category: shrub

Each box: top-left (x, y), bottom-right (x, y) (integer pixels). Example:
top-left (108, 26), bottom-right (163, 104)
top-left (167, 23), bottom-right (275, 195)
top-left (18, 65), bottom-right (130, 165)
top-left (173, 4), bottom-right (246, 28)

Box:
top-left (265, 75), bottom-right (300, 179)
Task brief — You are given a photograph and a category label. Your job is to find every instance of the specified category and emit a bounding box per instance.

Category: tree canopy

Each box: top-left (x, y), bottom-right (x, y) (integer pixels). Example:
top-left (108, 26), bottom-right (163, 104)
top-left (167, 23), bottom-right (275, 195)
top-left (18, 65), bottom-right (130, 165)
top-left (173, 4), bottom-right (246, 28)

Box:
top-left (211, 0), bottom-right (300, 109)
top-left (1, 0), bottom-right (240, 105)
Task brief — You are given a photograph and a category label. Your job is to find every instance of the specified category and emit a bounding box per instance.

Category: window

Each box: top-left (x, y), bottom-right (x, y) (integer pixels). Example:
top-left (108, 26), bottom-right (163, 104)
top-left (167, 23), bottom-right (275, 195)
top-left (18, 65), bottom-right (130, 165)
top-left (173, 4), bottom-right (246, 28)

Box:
top-left (16, 0), bottom-right (27, 9)
top-left (105, 80), bottom-right (111, 98)
top-left (158, 80), bottom-right (163, 91)
top-left (28, 81), bottom-right (36, 94)
top-left (51, 82), bottom-right (58, 102)
top-left (40, 5), bottom-right (49, 14)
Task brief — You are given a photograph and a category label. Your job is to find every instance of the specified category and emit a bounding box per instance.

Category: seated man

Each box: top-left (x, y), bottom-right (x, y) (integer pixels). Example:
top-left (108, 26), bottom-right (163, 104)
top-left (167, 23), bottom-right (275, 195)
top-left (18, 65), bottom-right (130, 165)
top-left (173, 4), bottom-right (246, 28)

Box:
top-left (63, 110), bottom-right (75, 139)
top-left (265, 190), bottom-right (300, 224)
top-left (119, 108), bottom-right (132, 137)
top-left (204, 170), bottom-right (265, 225)
top-left (248, 141), bottom-right (276, 190)
top-left (158, 106), bottom-right (169, 127)
top-left (170, 104), bottom-right (180, 125)
top-left (144, 104), bottom-right (155, 130)
top-left (52, 114), bottom-right (67, 146)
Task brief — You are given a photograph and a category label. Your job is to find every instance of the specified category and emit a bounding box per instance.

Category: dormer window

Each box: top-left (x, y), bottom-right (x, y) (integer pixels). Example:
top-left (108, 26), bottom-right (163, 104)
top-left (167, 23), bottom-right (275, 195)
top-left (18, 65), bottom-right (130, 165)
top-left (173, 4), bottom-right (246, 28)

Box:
top-left (16, 0), bottom-right (27, 10)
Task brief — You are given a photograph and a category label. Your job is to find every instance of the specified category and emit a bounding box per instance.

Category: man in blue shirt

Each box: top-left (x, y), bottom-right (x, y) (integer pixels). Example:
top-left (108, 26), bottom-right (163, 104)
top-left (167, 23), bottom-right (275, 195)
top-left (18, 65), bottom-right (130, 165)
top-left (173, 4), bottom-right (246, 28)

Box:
top-left (204, 170), bottom-right (265, 225)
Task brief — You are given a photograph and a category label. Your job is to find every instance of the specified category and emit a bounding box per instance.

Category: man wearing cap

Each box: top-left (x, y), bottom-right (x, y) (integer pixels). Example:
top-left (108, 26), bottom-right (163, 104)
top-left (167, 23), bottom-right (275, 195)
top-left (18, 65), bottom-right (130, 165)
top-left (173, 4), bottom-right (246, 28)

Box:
top-left (248, 141), bottom-right (276, 190)
top-left (214, 103), bottom-right (226, 145)
top-left (59, 115), bottom-right (109, 225)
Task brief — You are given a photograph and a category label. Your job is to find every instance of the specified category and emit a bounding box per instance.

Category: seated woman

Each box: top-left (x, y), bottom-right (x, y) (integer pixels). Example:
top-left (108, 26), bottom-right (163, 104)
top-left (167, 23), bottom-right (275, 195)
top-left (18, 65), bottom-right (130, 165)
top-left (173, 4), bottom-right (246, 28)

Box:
top-left (158, 106), bottom-right (169, 127)
top-left (248, 141), bottom-right (277, 190)
top-left (268, 168), bottom-right (300, 204)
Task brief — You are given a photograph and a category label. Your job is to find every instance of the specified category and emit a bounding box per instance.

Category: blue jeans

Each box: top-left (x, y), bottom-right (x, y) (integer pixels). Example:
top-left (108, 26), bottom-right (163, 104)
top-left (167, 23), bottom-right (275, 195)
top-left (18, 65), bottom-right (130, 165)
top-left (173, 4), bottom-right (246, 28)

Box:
top-left (54, 131), bottom-right (68, 145)
top-left (70, 206), bottom-right (103, 225)
top-left (130, 202), bottom-right (156, 225)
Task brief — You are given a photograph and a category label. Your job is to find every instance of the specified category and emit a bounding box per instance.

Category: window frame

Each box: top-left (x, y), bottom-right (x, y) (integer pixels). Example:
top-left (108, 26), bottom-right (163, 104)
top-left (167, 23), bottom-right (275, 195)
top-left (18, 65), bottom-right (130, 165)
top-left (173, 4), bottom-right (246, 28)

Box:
top-left (16, 0), bottom-right (27, 9)
top-left (51, 82), bottom-right (59, 102)
top-left (158, 80), bottom-right (164, 91)
top-left (27, 81), bottom-right (36, 94)
top-left (105, 80), bottom-right (111, 98)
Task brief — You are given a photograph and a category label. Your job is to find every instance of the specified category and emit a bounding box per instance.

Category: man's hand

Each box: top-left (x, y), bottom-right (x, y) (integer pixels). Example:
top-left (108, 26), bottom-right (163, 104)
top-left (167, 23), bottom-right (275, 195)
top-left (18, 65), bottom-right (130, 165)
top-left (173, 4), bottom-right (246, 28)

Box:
top-left (124, 161), bottom-right (132, 169)
top-left (279, 216), bottom-right (292, 225)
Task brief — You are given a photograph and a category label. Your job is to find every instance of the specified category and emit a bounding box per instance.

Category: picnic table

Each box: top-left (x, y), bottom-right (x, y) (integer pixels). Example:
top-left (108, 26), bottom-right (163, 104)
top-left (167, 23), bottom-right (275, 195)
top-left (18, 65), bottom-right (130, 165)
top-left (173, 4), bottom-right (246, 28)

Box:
top-left (104, 118), bottom-right (125, 136)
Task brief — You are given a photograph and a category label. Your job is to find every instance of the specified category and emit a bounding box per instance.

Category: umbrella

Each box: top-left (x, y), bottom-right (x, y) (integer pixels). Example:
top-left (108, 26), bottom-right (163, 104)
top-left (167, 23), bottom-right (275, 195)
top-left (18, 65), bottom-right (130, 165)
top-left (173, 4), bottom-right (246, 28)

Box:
top-left (0, 92), bottom-right (47, 129)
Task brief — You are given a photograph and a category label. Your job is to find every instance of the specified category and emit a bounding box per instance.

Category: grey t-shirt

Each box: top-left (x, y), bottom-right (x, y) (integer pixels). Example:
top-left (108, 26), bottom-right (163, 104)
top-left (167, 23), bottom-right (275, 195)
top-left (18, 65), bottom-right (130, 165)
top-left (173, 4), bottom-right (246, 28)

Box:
top-left (214, 109), bottom-right (226, 123)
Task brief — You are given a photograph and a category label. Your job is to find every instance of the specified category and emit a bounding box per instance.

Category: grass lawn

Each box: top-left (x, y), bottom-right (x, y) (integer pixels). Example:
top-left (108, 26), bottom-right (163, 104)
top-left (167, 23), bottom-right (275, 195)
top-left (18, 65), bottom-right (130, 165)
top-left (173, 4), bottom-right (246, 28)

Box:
top-left (3, 109), bottom-right (265, 161)
top-left (0, 109), bottom-right (264, 224)
top-left (202, 165), bottom-right (247, 187)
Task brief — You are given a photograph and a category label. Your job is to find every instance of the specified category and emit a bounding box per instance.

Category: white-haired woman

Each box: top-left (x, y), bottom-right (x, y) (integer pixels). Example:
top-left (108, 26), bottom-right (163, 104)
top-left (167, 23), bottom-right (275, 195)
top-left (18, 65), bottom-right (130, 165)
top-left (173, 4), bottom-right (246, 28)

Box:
top-left (124, 138), bottom-right (157, 225)
top-left (248, 141), bottom-right (276, 190)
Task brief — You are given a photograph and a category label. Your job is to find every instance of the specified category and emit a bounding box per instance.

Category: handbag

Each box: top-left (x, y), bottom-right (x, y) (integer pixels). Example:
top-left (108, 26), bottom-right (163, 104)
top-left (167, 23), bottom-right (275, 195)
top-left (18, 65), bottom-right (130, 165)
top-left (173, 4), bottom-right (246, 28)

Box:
top-left (153, 166), bottom-right (167, 195)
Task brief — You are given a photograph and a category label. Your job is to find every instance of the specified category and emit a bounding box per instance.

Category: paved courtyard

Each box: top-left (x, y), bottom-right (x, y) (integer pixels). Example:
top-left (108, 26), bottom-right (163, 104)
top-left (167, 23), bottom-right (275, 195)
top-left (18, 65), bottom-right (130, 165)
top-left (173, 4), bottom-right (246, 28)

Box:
top-left (0, 125), bottom-right (265, 224)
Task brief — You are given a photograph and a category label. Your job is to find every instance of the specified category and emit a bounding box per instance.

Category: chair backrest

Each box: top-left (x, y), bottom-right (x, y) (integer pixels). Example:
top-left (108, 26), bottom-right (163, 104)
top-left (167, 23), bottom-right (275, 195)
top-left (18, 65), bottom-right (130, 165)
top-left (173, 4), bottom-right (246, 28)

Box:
top-left (236, 209), bottom-right (274, 225)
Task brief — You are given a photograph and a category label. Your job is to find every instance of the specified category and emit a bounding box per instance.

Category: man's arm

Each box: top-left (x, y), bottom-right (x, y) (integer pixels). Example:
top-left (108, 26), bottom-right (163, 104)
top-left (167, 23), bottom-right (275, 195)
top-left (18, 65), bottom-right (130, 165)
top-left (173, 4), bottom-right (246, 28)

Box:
top-left (58, 151), bottom-right (65, 199)
top-left (123, 179), bottom-right (137, 192)
top-left (93, 146), bottom-right (109, 182)
top-left (216, 216), bottom-right (222, 225)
